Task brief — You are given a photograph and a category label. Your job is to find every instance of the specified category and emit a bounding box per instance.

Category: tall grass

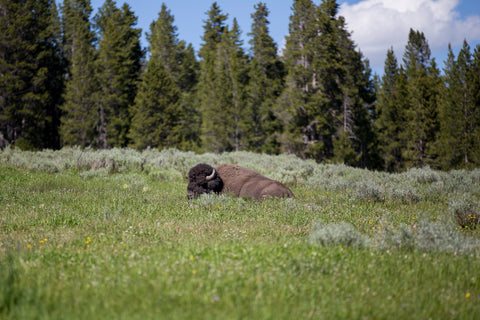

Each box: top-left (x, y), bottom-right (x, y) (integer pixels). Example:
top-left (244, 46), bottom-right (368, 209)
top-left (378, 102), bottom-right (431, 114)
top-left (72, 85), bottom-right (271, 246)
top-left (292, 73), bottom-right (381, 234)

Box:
top-left (1, 148), bottom-right (479, 319)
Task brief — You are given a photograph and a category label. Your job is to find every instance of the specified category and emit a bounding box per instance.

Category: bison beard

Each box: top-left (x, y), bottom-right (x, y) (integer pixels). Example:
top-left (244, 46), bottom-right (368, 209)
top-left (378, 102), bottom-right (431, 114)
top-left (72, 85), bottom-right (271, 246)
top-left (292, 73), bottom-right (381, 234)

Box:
top-left (187, 163), bottom-right (294, 200)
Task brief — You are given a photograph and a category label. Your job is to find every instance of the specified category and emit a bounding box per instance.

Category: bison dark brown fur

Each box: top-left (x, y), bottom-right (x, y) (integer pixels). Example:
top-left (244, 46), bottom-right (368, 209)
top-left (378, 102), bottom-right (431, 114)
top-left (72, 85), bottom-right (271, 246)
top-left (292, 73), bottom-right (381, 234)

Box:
top-left (187, 163), bottom-right (223, 198)
top-left (187, 163), bottom-right (294, 200)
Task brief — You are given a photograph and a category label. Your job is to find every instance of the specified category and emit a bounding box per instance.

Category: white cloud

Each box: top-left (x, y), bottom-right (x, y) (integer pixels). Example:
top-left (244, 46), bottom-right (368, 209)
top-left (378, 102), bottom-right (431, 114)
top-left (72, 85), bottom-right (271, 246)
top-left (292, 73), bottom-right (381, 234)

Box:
top-left (339, 0), bottom-right (480, 73)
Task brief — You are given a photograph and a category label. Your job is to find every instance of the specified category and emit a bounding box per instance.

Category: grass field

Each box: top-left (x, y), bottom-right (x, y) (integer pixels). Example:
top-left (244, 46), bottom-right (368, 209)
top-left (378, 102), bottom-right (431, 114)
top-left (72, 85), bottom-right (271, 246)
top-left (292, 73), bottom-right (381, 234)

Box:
top-left (1, 148), bottom-right (479, 319)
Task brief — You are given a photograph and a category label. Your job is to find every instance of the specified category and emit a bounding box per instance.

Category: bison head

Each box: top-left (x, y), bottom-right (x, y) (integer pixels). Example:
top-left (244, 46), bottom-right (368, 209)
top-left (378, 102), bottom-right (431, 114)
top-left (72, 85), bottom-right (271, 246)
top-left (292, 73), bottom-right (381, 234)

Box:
top-left (187, 163), bottom-right (223, 199)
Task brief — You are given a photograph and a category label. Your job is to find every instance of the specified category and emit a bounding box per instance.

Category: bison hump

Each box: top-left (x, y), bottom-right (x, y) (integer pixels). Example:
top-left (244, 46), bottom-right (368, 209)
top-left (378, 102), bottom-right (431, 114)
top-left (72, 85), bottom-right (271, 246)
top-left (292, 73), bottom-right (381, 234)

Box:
top-left (215, 164), bottom-right (294, 200)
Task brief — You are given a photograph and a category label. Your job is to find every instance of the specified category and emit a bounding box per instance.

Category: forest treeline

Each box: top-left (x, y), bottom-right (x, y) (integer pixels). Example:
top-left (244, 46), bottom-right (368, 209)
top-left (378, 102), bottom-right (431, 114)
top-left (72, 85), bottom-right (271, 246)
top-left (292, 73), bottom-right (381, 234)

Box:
top-left (1, 0), bottom-right (479, 171)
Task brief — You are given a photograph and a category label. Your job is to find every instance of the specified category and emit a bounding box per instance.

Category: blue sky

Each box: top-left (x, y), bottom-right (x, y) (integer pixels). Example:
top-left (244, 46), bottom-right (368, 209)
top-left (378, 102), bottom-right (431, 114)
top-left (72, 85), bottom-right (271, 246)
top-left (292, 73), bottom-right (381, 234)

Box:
top-left (88, 0), bottom-right (480, 74)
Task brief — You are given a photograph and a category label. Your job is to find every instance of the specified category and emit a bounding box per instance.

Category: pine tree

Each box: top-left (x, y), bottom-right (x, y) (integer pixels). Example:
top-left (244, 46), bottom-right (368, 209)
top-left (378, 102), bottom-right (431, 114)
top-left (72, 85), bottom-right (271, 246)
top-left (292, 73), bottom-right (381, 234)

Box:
top-left (128, 4), bottom-right (199, 150)
top-left (147, 4), bottom-right (200, 92)
top-left (246, 2), bottom-right (285, 153)
top-left (0, 0), bottom-right (64, 149)
top-left (94, 0), bottom-right (143, 148)
top-left (375, 48), bottom-right (408, 171)
top-left (60, 0), bottom-right (98, 147)
top-left (230, 18), bottom-right (251, 151)
top-left (332, 9), bottom-right (377, 168)
top-left (437, 42), bottom-right (480, 169)
top-left (280, 0), bottom-right (330, 159)
top-left (147, 4), bottom-right (180, 83)
top-left (197, 2), bottom-right (228, 152)
top-left (176, 41), bottom-right (202, 151)
top-left (308, 0), bottom-right (346, 161)
top-left (425, 58), bottom-right (442, 167)
top-left (212, 18), bottom-right (250, 151)
top-left (471, 45), bottom-right (480, 165)
top-left (402, 29), bottom-right (440, 168)
top-left (128, 63), bottom-right (180, 150)
top-left (346, 57), bottom-right (379, 168)
top-left (198, 3), bottom-right (249, 152)
top-left (142, 4), bottom-right (200, 150)
top-left (280, 0), bottom-right (374, 165)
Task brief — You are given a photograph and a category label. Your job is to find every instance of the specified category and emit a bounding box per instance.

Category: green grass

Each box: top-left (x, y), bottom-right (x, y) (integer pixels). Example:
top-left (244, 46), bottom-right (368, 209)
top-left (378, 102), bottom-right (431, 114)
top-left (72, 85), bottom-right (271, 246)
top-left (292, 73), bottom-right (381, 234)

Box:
top-left (1, 148), bottom-right (480, 319)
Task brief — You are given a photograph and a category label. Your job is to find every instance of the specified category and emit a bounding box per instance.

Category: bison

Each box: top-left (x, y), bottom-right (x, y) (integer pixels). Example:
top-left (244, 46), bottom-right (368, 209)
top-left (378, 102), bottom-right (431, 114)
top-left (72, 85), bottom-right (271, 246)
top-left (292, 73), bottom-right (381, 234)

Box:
top-left (187, 163), bottom-right (294, 200)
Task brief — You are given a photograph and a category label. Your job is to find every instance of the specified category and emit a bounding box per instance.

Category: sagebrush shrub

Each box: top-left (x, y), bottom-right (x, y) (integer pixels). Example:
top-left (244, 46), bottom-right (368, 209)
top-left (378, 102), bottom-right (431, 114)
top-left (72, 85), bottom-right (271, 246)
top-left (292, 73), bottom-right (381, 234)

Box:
top-left (309, 221), bottom-right (370, 248)
top-left (310, 219), bottom-right (480, 255)
top-left (386, 185), bottom-right (423, 203)
top-left (377, 223), bottom-right (415, 250)
top-left (413, 220), bottom-right (477, 254)
top-left (449, 196), bottom-right (480, 229)
top-left (352, 180), bottom-right (384, 202)
top-left (2, 147), bottom-right (480, 209)
top-left (405, 166), bottom-right (441, 184)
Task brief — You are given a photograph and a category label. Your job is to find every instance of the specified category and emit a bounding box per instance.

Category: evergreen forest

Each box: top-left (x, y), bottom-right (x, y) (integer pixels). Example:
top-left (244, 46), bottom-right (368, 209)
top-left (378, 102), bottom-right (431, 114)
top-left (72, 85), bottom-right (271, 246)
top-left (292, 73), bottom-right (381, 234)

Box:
top-left (1, 0), bottom-right (479, 171)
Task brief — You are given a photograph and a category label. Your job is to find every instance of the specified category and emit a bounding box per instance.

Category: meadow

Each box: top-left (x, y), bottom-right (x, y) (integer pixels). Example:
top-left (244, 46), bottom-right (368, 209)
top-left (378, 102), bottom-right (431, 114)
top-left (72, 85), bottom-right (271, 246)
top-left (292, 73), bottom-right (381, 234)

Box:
top-left (1, 147), bottom-right (479, 319)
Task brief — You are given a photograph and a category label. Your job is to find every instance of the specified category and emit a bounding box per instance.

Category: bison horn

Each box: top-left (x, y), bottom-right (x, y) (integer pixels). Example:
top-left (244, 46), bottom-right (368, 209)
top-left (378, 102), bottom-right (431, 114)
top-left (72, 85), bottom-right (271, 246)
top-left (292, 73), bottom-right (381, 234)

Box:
top-left (206, 168), bottom-right (216, 181)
